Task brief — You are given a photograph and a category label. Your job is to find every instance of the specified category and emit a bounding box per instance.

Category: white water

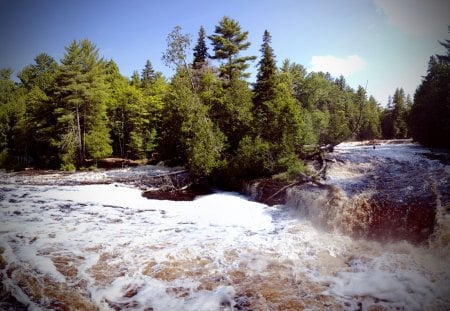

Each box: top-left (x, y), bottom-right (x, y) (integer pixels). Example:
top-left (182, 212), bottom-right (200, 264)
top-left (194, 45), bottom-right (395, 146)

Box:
top-left (1, 143), bottom-right (449, 310)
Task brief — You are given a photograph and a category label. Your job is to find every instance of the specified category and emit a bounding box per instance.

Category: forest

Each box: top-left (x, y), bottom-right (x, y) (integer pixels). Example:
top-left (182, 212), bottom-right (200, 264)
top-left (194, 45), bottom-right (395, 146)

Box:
top-left (0, 17), bottom-right (449, 184)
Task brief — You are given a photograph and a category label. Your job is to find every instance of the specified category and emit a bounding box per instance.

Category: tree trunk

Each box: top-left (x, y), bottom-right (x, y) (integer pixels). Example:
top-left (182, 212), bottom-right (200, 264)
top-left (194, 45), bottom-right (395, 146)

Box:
top-left (75, 105), bottom-right (83, 165)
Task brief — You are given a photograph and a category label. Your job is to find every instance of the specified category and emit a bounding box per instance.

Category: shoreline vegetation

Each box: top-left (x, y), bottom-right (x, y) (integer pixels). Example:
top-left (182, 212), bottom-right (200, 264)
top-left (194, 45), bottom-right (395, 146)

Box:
top-left (1, 18), bottom-right (449, 186)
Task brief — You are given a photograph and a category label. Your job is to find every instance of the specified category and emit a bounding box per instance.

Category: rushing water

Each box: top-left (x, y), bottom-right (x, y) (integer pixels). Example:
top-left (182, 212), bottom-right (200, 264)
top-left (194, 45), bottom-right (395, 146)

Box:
top-left (0, 142), bottom-right (449, 310)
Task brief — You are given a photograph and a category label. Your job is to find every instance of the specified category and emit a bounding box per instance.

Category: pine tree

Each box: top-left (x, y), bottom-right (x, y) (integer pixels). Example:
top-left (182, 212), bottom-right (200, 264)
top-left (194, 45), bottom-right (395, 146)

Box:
top-left (141, 60), bottom-right (156, 87)
top-left (280, 59), bottom-right (307, 104)
top-left (17, 54), bottom-right (60, 167)
top-left (56, 39), bottom-right (111, 168)
top-left (437, 26), bottom-right (450, 62)
top-left (410, 28), bottom-right (450, 148)
top-left (208, 16), bottom-right (256, 81)
top-left (193, 26), bottom-right (208, 70)
top-left (392, 88), bottom-right (408, 138)
top-left (130, 70), bottom-right (141, 87)
top-left (0, 70), bottom-right (28, 168)
top-left (0, 69), bottom-right (15, 105)
top-left (334, 75), bottom-right (347, 91)
top-left (253, 30), bottom-right (277, 113)
top-left (358, 95), bottom-right (381, 140)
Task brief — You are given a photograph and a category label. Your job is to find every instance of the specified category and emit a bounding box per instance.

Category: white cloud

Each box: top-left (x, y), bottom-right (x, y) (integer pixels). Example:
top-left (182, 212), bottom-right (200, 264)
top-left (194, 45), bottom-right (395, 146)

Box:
top-left (310, 55), bottom-right (367, 77)
top-left (374, 0), bottom-right (449, 37)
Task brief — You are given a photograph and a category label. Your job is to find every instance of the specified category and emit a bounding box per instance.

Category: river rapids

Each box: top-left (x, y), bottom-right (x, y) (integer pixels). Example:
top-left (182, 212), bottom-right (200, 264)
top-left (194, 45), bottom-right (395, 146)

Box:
top-left (0, 141), bottom-right (449, 310)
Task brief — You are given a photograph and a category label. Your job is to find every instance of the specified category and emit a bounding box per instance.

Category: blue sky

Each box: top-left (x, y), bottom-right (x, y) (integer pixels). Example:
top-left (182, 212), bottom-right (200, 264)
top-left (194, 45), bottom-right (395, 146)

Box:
top-left (1, 0), bottom-right (448, 105)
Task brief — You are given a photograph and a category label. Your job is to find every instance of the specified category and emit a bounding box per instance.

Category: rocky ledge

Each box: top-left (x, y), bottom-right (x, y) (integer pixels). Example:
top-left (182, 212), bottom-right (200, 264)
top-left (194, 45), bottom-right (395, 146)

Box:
top-left (244, 142), bottom-right (450, 245)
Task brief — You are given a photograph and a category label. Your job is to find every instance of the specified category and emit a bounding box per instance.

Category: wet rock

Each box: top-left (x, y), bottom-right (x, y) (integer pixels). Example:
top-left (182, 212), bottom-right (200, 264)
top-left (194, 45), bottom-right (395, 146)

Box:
top-left (365, 197), bottom-right (435, 244)
top-left (242, 179), bottom-right (290, 206)
top-left (244, 142), bottom-right (449, 245)
top-left (142, 183), bottom-right (213, 201)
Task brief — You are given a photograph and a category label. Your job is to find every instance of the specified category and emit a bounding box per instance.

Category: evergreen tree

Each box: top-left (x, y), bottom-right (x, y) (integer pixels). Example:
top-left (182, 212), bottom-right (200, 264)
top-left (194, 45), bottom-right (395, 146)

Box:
top-left (358, 95), bottom-right (381, 140)
top-left (391, 88), bottom-right (408, 138)
top-left (231, 72), bottom-right (306, 180)
top-left (334, 75), bottom-right (347, 91)
top-left (56, 39), bottom-right (111, 168)
top-left (17, 54), bottom-right (60, 167)
top-left (381, 88), bottom-right (409, 139)
top-left (253, 30), bottom-right (277, 124)
top-left (0, 70), bottom-right (28, 168)
top-left (130, 70), bottom-right (141, 87)
top-left (193, 26), bottom-right (208, 70)
top-left (0, 69), bottom-right (15, 105)
top-left (208, 16), bottom-right (256, 81)
top-left (351, 85), bottom-right (367, 137)
top-left (280, 59), bottom-right (307, 105)
top-left (141, 60), bottom-right (156, 87)
top-left (409, 29), bottom-right (450, 148)
top-left (437, 26), bottom-right (450, 63)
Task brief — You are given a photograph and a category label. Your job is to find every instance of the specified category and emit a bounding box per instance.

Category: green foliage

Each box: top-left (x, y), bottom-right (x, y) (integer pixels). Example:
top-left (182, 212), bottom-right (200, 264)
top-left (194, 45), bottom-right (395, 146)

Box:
top-left (193, 26), bottom-right (209, 70)
top-left (182, 98), bottom-right (225, 177)
top-left (1, 17), bottom-right (422, 182)
top-left (58, 127), bottom-right (77, 170)
top-left (214, 78), bottom-right (253, 152)
top-left (141, 60), bottom-right (156, 87)
top-left (253, 30), bottom-right (277, 108)
top-left (381, 88), bottom-right (409, 139)
top-left (159, 68), bottom-right (225, 177)
top-left (106, 63), bottom-right (166, 160)
top-left (85, 125), bottom-right (112, 160)
top-left (0, 69), bottom-right (15, 104)
top-left (358, 96), bottom-right (381, 140)
top-left (60, 162), bottom-right (76, 172)
top-left (410, 52), bottom-right (450, 148)
top-left (0, 73), bottom-right (30, 169)
top-left (231, 135), bottom-right (272, 179)
top-left (0, 149), bottom-right (8, 168)
top-left (278, 152), bottom-right (305, 181)
top-left (56, 39), bottom-right (112, 166)
top-left (208, 16), bottom-right (256, 81)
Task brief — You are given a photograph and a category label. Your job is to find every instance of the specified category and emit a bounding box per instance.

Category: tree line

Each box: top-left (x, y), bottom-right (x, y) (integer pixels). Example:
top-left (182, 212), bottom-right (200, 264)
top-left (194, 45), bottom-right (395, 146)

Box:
top-left (1, 17), bottom-right (448, 183)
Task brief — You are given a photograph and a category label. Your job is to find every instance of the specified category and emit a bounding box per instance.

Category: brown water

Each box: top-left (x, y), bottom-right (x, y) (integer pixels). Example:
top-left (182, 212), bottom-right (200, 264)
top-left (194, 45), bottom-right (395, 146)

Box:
top-left (0, 141), bottom-right (449, 310)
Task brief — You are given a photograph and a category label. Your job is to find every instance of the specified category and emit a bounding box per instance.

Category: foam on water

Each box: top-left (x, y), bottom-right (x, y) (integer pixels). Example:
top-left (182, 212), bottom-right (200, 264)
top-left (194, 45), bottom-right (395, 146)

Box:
top-left (1, 153), bottom-right (449, 310)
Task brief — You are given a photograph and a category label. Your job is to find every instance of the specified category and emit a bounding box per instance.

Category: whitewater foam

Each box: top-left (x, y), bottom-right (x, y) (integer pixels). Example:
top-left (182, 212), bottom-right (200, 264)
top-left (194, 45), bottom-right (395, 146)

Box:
top-left (1, 151), bottom-right (449, 310)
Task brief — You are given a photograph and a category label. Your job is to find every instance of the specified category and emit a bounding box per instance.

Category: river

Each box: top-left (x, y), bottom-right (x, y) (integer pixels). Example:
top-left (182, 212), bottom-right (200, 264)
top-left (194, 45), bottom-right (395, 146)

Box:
top-left (0, 141), bottom-right (449, 310)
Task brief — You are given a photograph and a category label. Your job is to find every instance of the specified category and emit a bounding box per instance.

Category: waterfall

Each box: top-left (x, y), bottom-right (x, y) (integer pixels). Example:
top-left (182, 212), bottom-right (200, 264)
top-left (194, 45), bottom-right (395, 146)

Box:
top-left (284, 183), bottom-right (436, 244)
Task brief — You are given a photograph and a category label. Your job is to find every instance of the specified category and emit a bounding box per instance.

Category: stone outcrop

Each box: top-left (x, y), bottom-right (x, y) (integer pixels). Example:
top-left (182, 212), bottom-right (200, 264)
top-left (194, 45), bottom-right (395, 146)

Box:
top-left (243, 141), bottom-right (450, 245)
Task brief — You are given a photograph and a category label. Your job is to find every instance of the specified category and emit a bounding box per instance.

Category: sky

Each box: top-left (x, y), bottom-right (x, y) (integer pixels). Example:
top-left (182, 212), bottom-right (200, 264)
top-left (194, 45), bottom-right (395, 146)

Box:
top-left (0, 0), bottom-right (449, 105)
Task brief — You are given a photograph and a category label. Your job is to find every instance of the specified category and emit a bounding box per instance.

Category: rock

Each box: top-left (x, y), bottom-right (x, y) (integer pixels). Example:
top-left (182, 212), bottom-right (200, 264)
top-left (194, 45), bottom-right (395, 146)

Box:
top-left (142, 183), bottom-right (213, 201)
top-left (243, 179), bottom-right (290, 206)
top-left (243, 142), bottom-right (449, 245)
